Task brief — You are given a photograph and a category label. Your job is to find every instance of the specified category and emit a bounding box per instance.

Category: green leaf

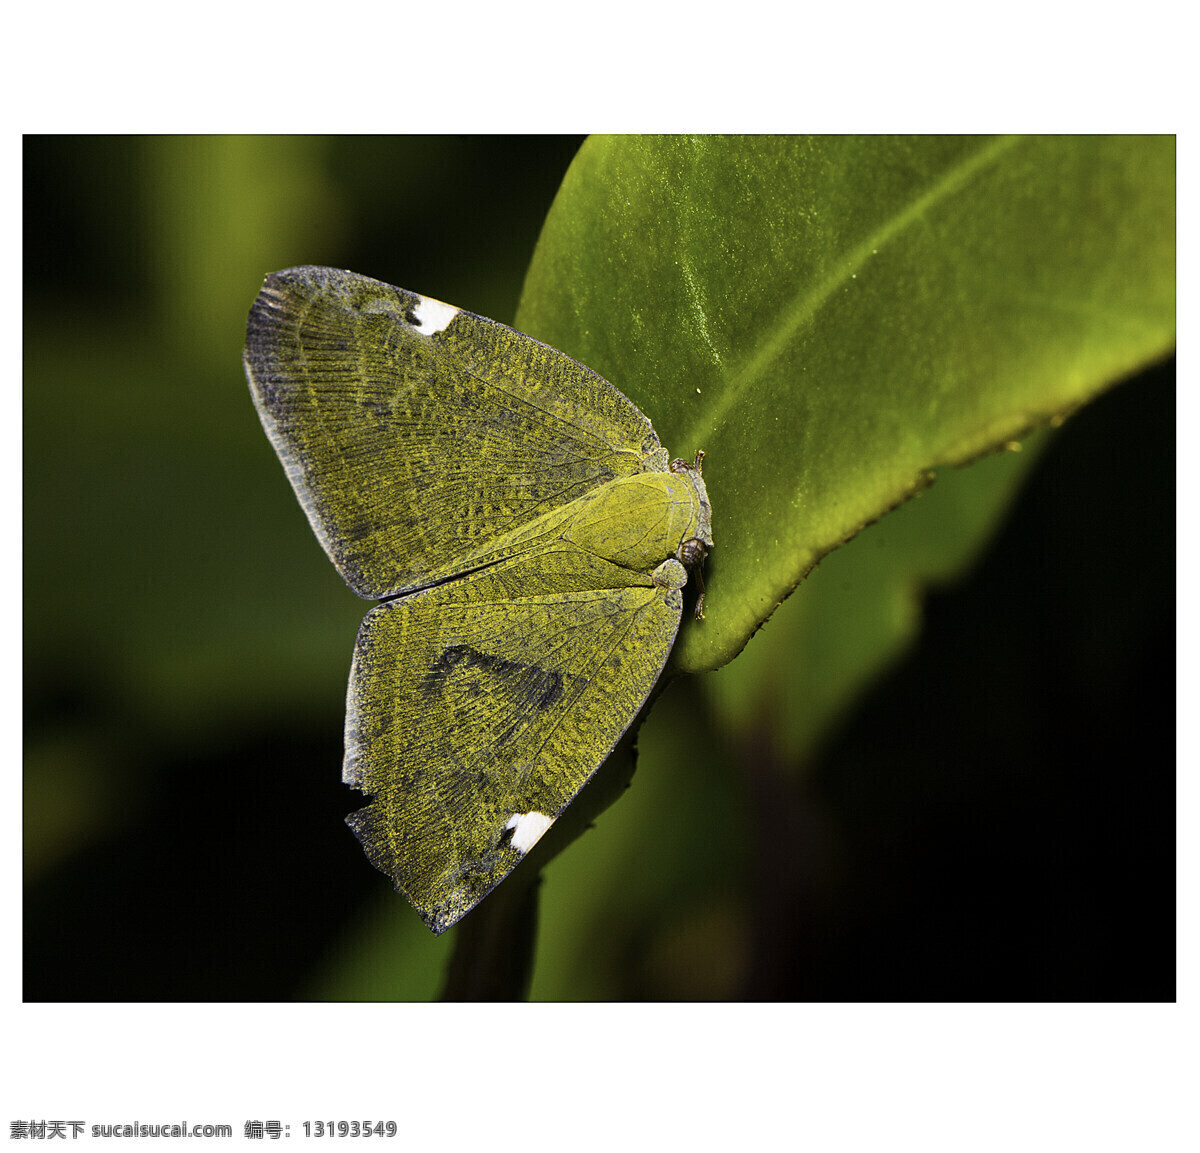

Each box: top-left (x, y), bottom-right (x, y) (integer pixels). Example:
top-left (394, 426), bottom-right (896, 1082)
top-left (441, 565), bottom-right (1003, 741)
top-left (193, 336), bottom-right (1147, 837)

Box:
top-left (702, 428), bottom-right (1052, 766)
top-left (516, 135), bottom-right (1176, 675)
top-left (516, 136), bottom-right (1173, 997)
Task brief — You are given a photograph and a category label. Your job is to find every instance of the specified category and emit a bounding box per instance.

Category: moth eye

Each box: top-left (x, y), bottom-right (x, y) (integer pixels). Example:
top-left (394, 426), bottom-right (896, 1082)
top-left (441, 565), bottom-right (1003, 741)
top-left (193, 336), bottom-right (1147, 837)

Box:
top-left (669, 449), bottom-right (705, 474)
top-left (680, 537), bottom-right (708, 567)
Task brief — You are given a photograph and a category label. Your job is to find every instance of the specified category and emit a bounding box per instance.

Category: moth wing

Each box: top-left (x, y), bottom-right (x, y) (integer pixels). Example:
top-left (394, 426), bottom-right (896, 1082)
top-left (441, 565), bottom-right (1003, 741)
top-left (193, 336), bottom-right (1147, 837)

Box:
top-left (342, 546), bottom-right (685, 934)
top-left (244, 266), bottom-right (665, 599)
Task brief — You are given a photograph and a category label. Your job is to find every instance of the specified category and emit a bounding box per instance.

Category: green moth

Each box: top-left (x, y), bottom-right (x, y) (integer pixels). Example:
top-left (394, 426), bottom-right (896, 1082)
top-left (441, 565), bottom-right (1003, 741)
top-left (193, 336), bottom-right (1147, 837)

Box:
top-left (243, 266), bottom-right (712, 934)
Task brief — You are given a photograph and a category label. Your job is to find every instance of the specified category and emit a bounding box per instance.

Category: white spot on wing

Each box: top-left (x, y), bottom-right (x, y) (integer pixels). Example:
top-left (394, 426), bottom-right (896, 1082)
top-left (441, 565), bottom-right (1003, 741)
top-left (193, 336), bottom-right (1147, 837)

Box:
top-left (411, 294), bottom-right (459, 335)
top-left (505, 810), bottom-right (556, 854)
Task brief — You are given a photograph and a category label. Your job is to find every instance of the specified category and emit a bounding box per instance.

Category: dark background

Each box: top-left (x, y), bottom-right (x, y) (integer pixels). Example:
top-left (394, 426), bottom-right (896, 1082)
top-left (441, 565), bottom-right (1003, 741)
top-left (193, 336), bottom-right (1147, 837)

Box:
top-left (23, 136), bottom-right (1173, 1000)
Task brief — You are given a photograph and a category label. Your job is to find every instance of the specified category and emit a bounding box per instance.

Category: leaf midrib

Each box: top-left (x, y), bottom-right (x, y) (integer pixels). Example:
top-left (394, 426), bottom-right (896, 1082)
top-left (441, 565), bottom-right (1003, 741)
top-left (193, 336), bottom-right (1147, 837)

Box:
top-left (684, 134), bottom-right (1025, 451)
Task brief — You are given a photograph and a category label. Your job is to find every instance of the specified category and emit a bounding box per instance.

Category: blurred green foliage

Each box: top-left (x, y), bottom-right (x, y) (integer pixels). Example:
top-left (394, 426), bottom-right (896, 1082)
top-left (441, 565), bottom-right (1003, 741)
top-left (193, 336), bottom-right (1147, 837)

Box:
top-left (24, 137), bottom-right (1174, 1001)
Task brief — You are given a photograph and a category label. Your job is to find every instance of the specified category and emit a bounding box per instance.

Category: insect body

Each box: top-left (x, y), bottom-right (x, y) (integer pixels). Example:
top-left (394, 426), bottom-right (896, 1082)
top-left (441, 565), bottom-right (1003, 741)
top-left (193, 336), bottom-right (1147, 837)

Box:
top-left (244, 267), bottom-right (711, 933)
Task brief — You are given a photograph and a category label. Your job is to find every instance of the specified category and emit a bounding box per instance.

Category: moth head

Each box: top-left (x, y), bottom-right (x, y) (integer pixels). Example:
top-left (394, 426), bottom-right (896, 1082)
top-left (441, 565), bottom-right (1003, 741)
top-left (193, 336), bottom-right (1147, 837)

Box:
top-left (678, 536), bottom-right (710, 620)
top-left (667, 450), bottom-right (712, 621)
